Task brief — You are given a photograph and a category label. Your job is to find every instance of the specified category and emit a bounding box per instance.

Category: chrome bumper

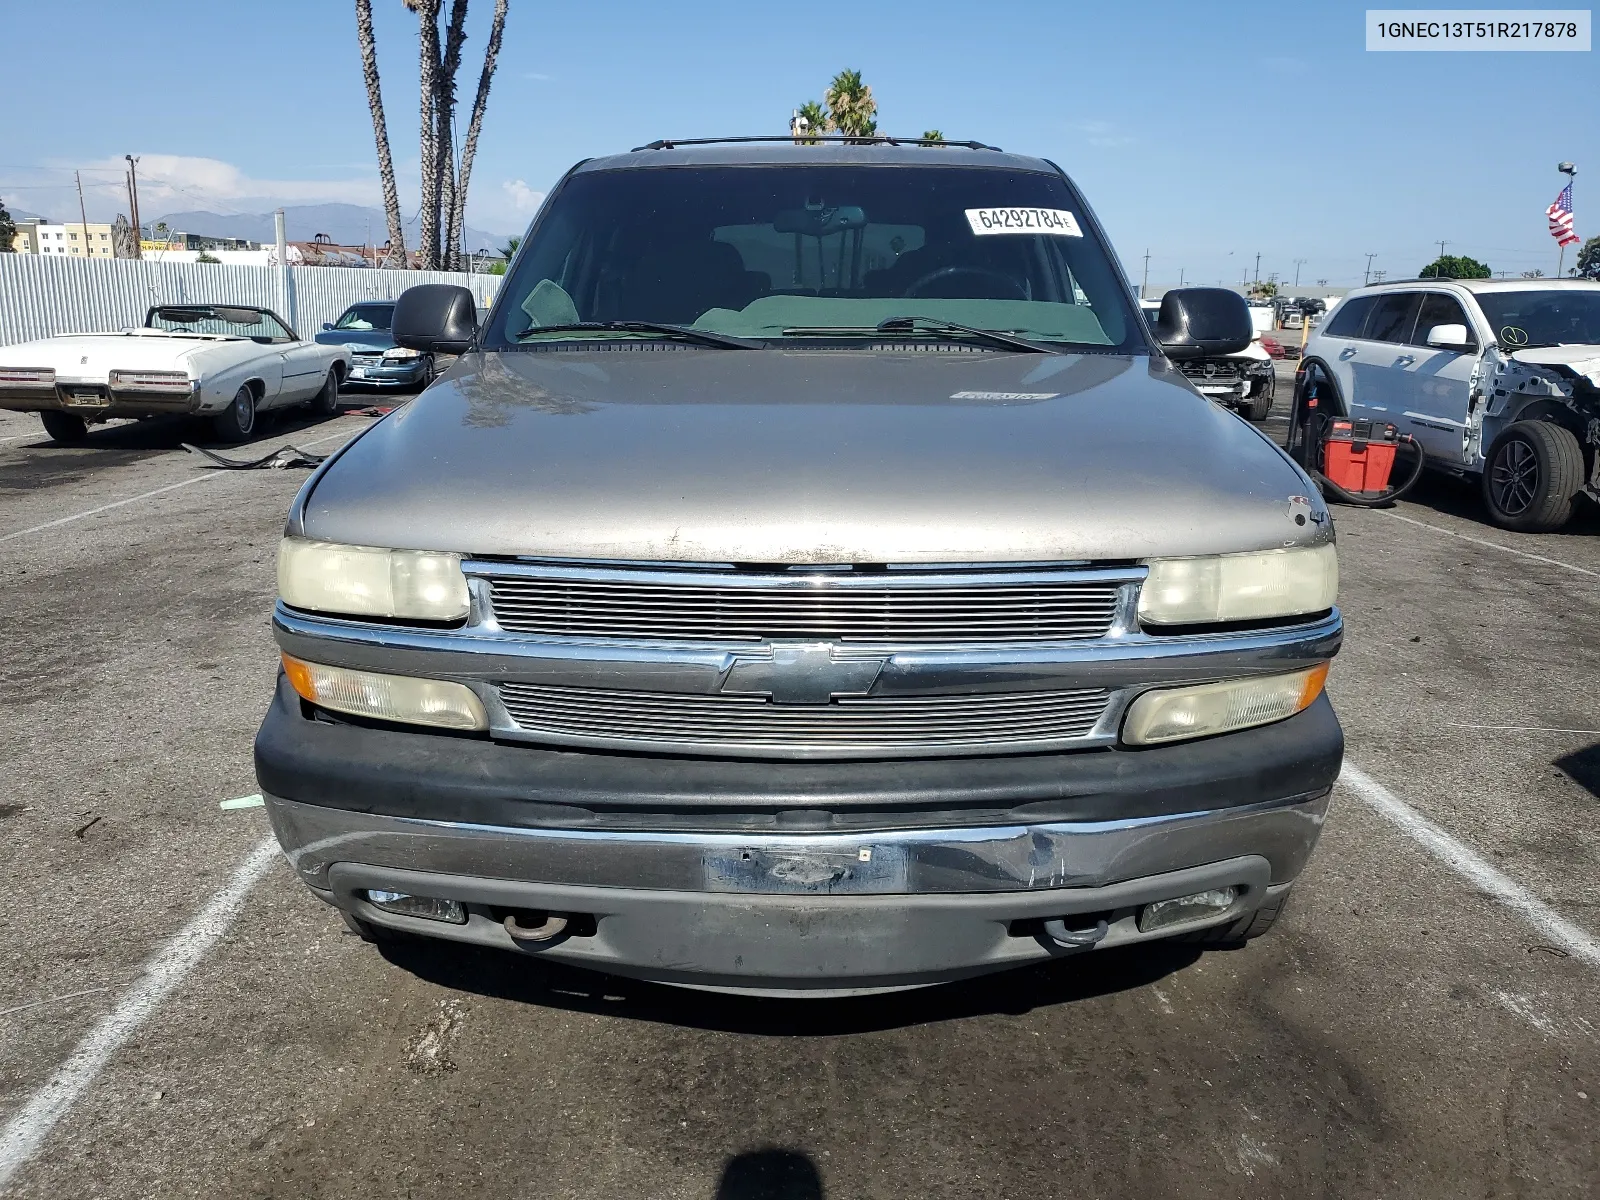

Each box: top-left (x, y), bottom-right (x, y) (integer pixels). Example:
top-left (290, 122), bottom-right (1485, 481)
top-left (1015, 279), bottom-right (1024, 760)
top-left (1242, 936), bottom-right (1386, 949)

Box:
top-left (267, 789), bottom-right (1328, 894)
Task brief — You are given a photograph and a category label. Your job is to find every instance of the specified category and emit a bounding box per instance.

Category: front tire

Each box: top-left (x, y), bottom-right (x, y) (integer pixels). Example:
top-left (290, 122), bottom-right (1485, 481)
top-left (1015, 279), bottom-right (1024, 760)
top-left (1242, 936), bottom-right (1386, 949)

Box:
top-left (211, 385), bottom-right (257, 443)
top-left (1241, 376), bottom-right (1275, 423)
top-left (39, 411), bottom-right (89, 444)
top-left (309, 370), bottom-right (340, 417)
top-left (1482, 420), bottom-right (1585, 533)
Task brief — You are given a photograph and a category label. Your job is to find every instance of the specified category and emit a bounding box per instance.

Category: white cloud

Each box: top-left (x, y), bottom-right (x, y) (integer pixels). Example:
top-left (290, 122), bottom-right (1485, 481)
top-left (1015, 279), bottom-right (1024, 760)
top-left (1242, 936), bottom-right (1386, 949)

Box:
top-left (502, 179), bottom-right (545, 213)
top-left (521, 71), bottom-right (553, 81)
top-left (1069, 119), bottom-right (1135, 148)
top-left (86, 153), bottom-right (380, 212)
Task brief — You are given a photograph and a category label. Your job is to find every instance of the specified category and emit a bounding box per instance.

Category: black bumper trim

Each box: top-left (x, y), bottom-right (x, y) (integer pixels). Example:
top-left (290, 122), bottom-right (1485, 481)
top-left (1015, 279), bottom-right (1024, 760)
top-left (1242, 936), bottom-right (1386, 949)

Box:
top-left (254, 676), bottom-right (1343, 832)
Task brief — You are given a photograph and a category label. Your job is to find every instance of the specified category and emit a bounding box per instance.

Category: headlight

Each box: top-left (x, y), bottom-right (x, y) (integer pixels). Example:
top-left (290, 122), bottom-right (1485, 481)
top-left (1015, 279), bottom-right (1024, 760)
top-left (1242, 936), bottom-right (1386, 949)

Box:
top-left (277, 538), bottom-right (470, 621)
top-left (1122, 663), bottom-right (1328, 745)
top-left (383, 346), bottom-right (422, 360)
top-left (281, 654), bottom-right (487, 730)
top-left (1138, 544), bottom-right (1337, 626)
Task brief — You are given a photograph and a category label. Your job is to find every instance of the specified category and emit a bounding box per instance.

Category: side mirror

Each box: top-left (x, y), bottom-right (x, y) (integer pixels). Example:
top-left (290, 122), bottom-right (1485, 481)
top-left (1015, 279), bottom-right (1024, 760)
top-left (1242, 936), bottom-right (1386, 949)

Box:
top-left (321, 322), bottom-right (334, 331)
top-left (1152, 287), bottom-right (1253, 361)
top-left (1425, 323), bottom-right (1471, 350)
top-left (393, 284), bottom-right (478, 354)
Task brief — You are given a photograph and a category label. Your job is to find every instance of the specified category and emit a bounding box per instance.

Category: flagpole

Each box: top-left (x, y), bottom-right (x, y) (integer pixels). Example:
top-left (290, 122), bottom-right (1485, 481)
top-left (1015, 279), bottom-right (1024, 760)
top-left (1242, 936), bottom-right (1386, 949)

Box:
top-left (1559, 161), bottom-right (1577, 276)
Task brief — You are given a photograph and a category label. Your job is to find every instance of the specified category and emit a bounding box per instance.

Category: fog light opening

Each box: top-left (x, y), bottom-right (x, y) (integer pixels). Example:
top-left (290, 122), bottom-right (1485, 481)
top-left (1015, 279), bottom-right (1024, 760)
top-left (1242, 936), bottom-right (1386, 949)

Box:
top-left (1137, 887), bottom-right (1239, 934)
top-left (364, 889), bottom-right (467, 925)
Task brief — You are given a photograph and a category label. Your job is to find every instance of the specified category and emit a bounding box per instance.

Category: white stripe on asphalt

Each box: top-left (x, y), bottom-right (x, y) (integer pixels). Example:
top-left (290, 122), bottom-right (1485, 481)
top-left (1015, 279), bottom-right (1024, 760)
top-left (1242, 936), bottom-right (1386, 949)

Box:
top-left (0, 424), bottom-right (362, 546)
top-left (1339, 762), bottom-right (1600, 968)
top-left (0, 838), bottom-right (281, 1189)
top-left (1380, 510), bottom-right (1600, 580)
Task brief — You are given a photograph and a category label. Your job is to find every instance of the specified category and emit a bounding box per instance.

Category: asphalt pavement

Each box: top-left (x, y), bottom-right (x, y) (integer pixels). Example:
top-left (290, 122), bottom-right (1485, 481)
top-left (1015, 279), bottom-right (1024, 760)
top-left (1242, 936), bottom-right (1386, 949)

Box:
top-left (0, 374), bottom-right (1597, 1199)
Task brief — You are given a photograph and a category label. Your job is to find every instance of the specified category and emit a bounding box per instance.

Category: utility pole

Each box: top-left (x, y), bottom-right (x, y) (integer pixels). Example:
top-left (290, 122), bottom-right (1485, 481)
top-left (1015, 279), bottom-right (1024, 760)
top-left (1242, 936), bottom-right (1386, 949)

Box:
top-left (125, 155), bottom-right (142, 254)
top-left (1253, 252), bottom-right (1261, 283)
top-left (1178, 267), bottom-right (1185, 287)
top-left (1431, 240), bottom-right (1448, 276)
top-left (74, 171), bottom-right (91, 260)
top-left (1363, 252), bottom-right (1376, 285)
top-left (1140, 248), bottom-right (1150, 299)
top-left (1293, 258), bottom-right (1307, 287)
top-left (1558, 162), bottom-right (1577, 277)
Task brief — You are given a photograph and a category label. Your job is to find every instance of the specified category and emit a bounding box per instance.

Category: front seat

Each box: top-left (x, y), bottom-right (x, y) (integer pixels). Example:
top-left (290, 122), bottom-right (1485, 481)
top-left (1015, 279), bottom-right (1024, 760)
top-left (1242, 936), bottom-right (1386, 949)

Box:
top-left (616, 240), bottom-right (763, 324)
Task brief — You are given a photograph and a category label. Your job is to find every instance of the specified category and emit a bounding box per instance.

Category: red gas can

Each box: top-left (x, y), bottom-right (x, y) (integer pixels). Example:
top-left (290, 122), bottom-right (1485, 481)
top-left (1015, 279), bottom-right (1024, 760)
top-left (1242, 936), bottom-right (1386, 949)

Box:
top-left (1323, 419), bottom-right (1398, 496)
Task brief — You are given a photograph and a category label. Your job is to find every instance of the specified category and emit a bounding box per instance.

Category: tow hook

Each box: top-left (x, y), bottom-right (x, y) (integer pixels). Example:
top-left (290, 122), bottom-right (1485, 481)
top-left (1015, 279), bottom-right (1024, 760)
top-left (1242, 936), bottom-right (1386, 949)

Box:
top-left (1043, 916), bottom-right (1109, 950)
top-left (503, 911), bottom-right (569, 944)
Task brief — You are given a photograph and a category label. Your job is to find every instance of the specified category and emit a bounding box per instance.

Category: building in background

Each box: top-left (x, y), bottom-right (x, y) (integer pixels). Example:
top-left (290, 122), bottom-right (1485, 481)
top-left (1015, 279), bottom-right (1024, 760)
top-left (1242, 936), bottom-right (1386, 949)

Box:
top-left (11, 218), bottom-right (45, 254)
top-left (28, 222), bottom-right (115, 257)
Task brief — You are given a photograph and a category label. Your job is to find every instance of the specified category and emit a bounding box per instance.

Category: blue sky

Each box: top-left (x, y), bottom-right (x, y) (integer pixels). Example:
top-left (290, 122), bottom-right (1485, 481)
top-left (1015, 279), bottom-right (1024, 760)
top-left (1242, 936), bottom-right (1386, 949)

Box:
top-left (4, 0), bottom-right (1594, 286)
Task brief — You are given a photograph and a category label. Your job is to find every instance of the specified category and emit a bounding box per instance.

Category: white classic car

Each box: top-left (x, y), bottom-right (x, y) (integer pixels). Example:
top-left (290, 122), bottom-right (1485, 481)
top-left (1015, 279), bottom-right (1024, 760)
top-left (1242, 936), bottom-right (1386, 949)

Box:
top-left (0, 304), bottom-right (350, 443)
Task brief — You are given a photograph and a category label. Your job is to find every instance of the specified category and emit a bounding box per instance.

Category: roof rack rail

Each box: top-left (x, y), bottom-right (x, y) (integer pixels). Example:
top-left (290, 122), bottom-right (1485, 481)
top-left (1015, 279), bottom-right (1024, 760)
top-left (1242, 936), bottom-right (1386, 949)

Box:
top-left (1363, 275), bottom-right (1592, 287)
top-left (631, 135), bottom-right (1004, 152)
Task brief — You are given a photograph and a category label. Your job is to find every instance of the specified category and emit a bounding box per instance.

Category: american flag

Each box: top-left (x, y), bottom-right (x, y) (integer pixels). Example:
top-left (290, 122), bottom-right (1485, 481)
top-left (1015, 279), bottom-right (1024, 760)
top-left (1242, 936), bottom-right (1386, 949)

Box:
top-left (1548, 182), bottom-right (1579, 247)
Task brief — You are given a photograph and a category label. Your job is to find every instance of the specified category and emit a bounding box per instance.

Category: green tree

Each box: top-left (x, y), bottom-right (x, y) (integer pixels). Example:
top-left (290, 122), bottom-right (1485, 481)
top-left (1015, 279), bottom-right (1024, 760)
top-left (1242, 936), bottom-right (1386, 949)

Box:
top-left (824, 69), bottom-right (877, 140)
top-left (196, 251), bottom-right (221, 264)
top-left (1419, 253), bottom-right (1490, 279)
top-left (1522, 268), bottom-right (1546, 279)
top-left (0, 197), bottom-right (15, 252)
top-left (1247, 280), bottom-right (1279, 299)
top-left (921, 129), bottom-right (944, 143)
top-left (792, 100), bottom-right (829, 143)
top-left (498, 234), bottom-right (521, 260)
top-left (1574, 235), bottom-right (1600, 280)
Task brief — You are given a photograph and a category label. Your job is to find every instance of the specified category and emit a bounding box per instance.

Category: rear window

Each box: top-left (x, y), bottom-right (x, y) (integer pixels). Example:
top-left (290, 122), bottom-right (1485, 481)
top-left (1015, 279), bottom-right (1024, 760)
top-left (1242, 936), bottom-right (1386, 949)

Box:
top-left (485, 163), bottom-right (1143, 352)
top-left (1322, 294), bottom-right (1377, 338)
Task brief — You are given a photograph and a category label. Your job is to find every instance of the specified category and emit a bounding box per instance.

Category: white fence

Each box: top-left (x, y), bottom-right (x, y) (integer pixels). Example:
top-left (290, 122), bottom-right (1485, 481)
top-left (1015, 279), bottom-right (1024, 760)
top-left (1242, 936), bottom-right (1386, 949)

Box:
top-left (0, 255), bottom-right (501, 347)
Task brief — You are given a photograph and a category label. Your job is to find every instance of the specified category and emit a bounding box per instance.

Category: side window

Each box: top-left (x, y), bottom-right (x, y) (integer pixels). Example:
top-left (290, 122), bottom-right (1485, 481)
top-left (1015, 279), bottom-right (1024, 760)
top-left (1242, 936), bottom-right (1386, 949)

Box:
top-left (1323, 294), bottom-right (1376, 337)
top-left (1366, 293), bottom-right (1422, 344)
top-left (1413, 293), bottom-right (1476, 350)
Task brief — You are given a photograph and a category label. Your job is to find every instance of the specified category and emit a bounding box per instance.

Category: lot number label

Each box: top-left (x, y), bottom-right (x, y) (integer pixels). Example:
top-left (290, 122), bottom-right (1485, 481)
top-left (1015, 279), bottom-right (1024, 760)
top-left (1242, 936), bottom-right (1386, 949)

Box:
top-left (965, 207), bottom-right (1083, 237)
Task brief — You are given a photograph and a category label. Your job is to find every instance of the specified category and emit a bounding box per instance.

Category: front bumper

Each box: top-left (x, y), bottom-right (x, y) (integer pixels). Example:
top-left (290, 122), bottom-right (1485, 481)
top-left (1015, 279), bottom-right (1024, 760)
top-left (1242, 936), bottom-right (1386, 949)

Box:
top-left (258, 682), bottom-right (1341, 991)
top-left (345, 359), bottom-right (428, 386)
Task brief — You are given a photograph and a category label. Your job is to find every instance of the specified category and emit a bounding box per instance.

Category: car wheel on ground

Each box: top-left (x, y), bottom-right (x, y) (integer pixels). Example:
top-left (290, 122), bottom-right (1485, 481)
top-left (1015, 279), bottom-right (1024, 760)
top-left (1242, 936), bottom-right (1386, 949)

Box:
top-left (1181, 889), bottom-right (1289, 945)
top-left (309, 370), bottom-right (341, 417)
top-left (1242, 379), bottom-right (1274, 423)
top-left (414, 353), bottom-right (435, 391)
top-left (212, 384), bottom-right (258, 443)
top-left (39, 410), bottom-right (89, 444)
top-left (1481, 420), bottom-right (1585, 533)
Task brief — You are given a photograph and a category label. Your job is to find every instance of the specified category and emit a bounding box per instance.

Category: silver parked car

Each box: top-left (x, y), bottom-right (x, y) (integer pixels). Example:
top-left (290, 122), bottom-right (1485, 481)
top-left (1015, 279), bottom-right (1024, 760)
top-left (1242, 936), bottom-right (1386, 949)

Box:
top-left (1301, 278), bottom-right (1600, 531)
top-left (257, 139), bottom-right (1343, 996)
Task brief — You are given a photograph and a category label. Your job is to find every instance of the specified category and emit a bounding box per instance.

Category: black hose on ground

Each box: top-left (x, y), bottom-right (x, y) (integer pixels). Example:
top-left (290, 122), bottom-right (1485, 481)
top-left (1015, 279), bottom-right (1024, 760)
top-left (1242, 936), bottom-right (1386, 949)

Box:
top-left (1287, 365), bottom-right (1428, 507)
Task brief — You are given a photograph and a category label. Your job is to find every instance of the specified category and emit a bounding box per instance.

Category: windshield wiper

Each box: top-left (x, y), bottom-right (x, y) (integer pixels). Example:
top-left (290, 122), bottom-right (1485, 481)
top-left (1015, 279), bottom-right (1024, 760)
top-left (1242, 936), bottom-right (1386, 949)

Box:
top-left (780, 316), bottom-right (1061, 354)
top-left (515, 321), bottom-right (760, 349)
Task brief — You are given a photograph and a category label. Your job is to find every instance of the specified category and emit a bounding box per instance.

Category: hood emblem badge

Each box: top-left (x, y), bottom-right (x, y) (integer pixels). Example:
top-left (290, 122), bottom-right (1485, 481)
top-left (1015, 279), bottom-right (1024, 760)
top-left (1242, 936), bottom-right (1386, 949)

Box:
top-left (721, 641), bottom-right (886, 706)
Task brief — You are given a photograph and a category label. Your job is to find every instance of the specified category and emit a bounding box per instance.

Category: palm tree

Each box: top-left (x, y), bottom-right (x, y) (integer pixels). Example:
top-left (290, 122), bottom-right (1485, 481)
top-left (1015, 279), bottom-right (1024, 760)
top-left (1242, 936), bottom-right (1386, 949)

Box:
top-left (921, 129), bottom-right (944, 143)
top-left (449, 0), bottom-right (509, 267)
top-left (824, 69), bottom-right (877, 141)
top-left (355, 0), bottom-right (406, 266)
top-left (792, 100), bottom-right (829, 144)
top-left (406, 0), bottom-right (444, 269)
top-left (498, 234), bottom-right (521, 261)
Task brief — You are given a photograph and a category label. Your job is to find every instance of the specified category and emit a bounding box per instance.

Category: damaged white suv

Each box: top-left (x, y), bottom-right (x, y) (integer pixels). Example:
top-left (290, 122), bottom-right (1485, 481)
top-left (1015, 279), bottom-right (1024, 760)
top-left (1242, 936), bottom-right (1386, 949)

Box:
top-left (1301, 279), bottom-right (1600, 531)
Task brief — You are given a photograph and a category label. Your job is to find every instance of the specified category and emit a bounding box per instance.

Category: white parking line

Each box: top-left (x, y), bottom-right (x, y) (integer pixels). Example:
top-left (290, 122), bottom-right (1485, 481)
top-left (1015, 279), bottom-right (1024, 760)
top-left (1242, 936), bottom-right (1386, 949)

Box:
top-left (0, 424), bottom-right (362, 546)
top-left (0, 838), bottom-right (280, 1190)
top-left (1339, 762), bottom-right (1600, 968)
top-left (1381, 510), bottom-right (1600, 580)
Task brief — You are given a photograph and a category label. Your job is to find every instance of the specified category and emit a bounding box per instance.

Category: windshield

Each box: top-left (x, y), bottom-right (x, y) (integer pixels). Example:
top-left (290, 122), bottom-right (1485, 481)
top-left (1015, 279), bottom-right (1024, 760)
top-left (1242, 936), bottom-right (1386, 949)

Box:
top-left (334, 304), bottom-right (394, 332)
top-left (1476, 290), bottom-right (1600, 348)
top-left (145, 305), bottom-right (295, 343)
top-left (483, 164), bottom-right (1142, 351)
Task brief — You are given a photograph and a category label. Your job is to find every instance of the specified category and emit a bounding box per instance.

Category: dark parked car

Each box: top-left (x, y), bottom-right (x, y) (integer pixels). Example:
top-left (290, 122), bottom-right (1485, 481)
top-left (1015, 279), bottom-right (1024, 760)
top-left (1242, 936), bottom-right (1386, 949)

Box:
top-left (316, 302), bottom-right (433, 389)
top-left (259, 138), bottom-right (1342, 996)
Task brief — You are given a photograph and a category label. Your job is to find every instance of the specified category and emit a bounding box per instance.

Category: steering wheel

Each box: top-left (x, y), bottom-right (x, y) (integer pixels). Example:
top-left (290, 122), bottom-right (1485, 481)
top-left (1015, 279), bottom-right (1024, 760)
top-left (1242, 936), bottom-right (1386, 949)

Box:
top-left (903, 265), bottom-right (1027, 300)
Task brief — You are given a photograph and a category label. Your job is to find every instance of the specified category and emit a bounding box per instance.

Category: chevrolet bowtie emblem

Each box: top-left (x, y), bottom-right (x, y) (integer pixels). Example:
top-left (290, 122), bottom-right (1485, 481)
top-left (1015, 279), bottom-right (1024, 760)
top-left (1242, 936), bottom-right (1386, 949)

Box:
top-left (721, 642), bottom-right (886, 706)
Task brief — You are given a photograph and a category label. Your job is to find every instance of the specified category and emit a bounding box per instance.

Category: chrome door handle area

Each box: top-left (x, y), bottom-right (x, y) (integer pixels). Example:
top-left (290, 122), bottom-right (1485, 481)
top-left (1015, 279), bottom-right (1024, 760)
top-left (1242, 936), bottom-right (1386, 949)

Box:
top-left (1395, 355), bottom-right (1415, 365)
top-left (1338, 348), bottom-right (1358, 359)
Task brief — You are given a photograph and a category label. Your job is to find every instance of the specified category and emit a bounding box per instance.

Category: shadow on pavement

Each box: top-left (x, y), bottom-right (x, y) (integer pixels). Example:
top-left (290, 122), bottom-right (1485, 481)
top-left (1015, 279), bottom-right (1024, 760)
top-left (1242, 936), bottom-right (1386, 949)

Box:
top-left (714, 1148), bottom-right (824, 1199)
top-left (1393, 469), bottom-right (1600, 538)
top-left (1555, 741), bottom-right (1600, 800)
top-left (375, 935), bottom-right (1203, 1035)
top-left (0, 403), bottom-right (371, 456)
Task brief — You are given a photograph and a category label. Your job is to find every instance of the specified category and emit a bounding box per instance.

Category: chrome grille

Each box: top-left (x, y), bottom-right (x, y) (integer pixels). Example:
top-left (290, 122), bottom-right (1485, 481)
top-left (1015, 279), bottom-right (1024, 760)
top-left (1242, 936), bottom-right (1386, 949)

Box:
top-left (496, 682), bottom-right (1111, 755)
top-left (481, 571), bottom-right (1123, 643)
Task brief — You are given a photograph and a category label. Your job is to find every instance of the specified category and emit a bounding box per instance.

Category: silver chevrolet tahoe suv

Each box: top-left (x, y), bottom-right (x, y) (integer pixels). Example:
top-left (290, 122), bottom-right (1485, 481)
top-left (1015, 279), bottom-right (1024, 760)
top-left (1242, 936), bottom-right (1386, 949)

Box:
top-left (256, 139), bottom-right (1343, 996)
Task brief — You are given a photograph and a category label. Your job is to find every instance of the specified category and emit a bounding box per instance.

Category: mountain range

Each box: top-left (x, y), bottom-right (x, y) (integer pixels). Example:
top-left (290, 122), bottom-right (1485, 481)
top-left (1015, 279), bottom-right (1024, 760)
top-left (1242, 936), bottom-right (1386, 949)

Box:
top-left (147, 204), bottom-right (513, 253)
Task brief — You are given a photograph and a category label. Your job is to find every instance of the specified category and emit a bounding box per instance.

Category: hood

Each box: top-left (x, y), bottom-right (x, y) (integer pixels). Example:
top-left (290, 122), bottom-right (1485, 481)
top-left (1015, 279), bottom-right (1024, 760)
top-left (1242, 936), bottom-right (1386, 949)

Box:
top-left (317, 329), bottom-right (396, 353)
top-left (300, 346), bottom-right (1327, 563)
top-left (1509, 345), bottom-right (1600, 385)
